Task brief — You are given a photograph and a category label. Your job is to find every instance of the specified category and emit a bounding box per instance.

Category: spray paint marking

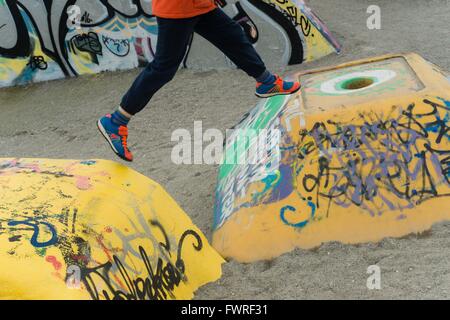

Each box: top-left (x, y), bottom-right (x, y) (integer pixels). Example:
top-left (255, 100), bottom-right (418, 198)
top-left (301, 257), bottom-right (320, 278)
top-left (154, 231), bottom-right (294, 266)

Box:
top-left (8, 220), bottom-right (58, 248)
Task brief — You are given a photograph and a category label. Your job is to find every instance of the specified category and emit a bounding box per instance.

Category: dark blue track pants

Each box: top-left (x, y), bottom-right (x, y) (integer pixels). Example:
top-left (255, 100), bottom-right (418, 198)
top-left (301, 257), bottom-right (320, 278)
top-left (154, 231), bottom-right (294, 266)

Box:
top-left (121, 8), bottom-right (267, 114)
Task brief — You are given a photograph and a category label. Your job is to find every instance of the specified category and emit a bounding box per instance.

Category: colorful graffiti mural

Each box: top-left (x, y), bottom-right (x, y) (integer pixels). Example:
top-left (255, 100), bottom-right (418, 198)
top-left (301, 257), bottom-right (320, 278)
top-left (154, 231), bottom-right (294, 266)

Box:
top-left (0, 158), bottom-right (224, 299)
top-left (0, 0), bottom-right (158, 87)
top-left (213, 53), bottom-right (450, 262)
top-left (0, 0), bottom-right (340, 88)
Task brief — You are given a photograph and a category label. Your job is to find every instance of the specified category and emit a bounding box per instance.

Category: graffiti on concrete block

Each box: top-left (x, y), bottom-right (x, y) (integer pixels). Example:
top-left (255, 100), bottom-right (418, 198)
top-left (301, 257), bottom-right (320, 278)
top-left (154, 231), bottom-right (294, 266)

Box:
top-left (212, 54), bottom-right (450, 262)
top-left (0, 159), bottom-right (224, 300)
top-left (293, 98), bottom-right (450, 225)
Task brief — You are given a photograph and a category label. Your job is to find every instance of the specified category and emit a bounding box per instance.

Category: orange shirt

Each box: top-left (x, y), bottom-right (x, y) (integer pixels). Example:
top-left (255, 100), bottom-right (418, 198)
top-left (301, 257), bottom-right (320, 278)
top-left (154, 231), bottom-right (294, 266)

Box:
top-left (152, 0), bottom-right (217, 19)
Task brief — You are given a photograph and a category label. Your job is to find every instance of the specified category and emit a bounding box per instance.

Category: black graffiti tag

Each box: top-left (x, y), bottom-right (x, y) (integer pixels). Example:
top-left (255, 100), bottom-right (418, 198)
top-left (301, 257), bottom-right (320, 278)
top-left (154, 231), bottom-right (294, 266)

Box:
top-left (69, 32), bottom-right (102, 64)
top-left (82, 228), bottom-right (203, 300)
top-left (27, 55), bottom-right (48, 70)
top-left (297, 99), bottom-right (450, 217)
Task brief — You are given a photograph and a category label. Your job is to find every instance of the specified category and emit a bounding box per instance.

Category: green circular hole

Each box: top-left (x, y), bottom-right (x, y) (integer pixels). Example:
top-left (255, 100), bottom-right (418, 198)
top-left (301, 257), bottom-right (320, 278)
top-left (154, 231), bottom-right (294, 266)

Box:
top-left (340, 77), bottom-right (375, 90)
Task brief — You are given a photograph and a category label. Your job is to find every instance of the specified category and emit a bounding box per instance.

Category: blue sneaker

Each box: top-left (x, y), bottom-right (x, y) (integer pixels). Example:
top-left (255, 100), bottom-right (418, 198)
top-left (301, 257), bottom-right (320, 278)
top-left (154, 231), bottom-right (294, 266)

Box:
top-left (255, 74), bottom-right (301, 98)
top-left (97, 114), bottom-right (133, 162)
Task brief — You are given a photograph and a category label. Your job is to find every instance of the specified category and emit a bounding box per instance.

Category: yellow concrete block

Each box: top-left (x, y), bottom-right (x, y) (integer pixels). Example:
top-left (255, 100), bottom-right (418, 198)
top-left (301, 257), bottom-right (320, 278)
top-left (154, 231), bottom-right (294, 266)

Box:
top-left (213, 53), bottom-right (450, 262)
top-left (0, 158), bottom-right (224, 299)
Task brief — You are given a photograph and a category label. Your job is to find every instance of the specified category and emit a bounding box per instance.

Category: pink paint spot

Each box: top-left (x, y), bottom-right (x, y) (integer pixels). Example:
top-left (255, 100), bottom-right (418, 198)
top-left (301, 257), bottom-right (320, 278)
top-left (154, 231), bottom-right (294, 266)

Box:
top-left (46, 255), bottom-right (62, 271)
top-left (75, 176), bottom-right (91, 190)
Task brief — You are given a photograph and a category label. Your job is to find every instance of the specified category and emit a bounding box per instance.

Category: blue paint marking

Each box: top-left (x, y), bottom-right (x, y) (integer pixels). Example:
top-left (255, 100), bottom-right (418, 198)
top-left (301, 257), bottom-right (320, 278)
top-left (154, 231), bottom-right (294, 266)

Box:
top-left (257, 171), bottom-right (280, 197)
top-left (437, 97), bottom-right (450, 107)
top-left (307, 201), bottom-right (317, 219)
top-left (424, 111), bottom-right (450, 141)
top-left (80, 160), bottom-right (96, 166)
top-left (8, 220), bottom-right (58, 248)
top-left (280, 202), bottom-right (316, 228)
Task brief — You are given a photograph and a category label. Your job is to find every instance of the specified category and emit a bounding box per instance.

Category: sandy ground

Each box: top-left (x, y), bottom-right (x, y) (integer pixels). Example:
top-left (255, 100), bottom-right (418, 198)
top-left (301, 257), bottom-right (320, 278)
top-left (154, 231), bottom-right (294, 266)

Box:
top-left (1, 0), bottom-right (450, 299)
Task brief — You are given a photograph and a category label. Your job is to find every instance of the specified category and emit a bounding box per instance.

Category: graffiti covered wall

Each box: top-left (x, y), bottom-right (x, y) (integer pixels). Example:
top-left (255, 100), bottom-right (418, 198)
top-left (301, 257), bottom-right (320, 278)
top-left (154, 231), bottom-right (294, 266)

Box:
top-left (0, 0), bottom-right (158, 87)
top-left (0, 158), bottom-right (224, 299)
top-left (213, 53), bottom-right (450, 262)
top-left (0, 0), bottom-right (340, 88)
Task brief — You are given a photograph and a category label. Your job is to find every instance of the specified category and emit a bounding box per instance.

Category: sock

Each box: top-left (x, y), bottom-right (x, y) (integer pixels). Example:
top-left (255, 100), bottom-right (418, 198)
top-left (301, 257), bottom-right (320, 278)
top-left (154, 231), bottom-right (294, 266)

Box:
top-left (256, 70), bottom-right (276, 84)
top-left (111, 108), bottom-right (130, 126)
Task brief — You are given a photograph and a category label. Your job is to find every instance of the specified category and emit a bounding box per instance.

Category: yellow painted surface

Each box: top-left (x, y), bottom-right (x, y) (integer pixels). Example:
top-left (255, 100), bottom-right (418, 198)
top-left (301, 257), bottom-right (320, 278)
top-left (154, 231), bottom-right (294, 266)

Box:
top-left (0, 159), bottom-right (224, 300)
top-left (213, 53), bottom-right (450, 262)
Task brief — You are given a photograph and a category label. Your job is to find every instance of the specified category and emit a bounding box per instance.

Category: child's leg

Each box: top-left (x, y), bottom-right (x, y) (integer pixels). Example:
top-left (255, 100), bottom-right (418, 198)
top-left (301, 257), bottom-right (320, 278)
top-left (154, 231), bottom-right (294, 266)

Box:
top-left (98, 17), bottom-right (198, 161)
top-left (121, 17), bottom-right (198, 115)
top-left (194, 8), bottom-right (301, 98)
top-left (194, 8), bottom-right (266, 79)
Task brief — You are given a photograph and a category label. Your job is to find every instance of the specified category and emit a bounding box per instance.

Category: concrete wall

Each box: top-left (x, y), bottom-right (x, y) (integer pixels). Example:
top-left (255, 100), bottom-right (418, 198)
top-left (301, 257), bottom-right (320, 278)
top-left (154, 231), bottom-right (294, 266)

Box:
top-left (0, 0), bottom-right (340, 88)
